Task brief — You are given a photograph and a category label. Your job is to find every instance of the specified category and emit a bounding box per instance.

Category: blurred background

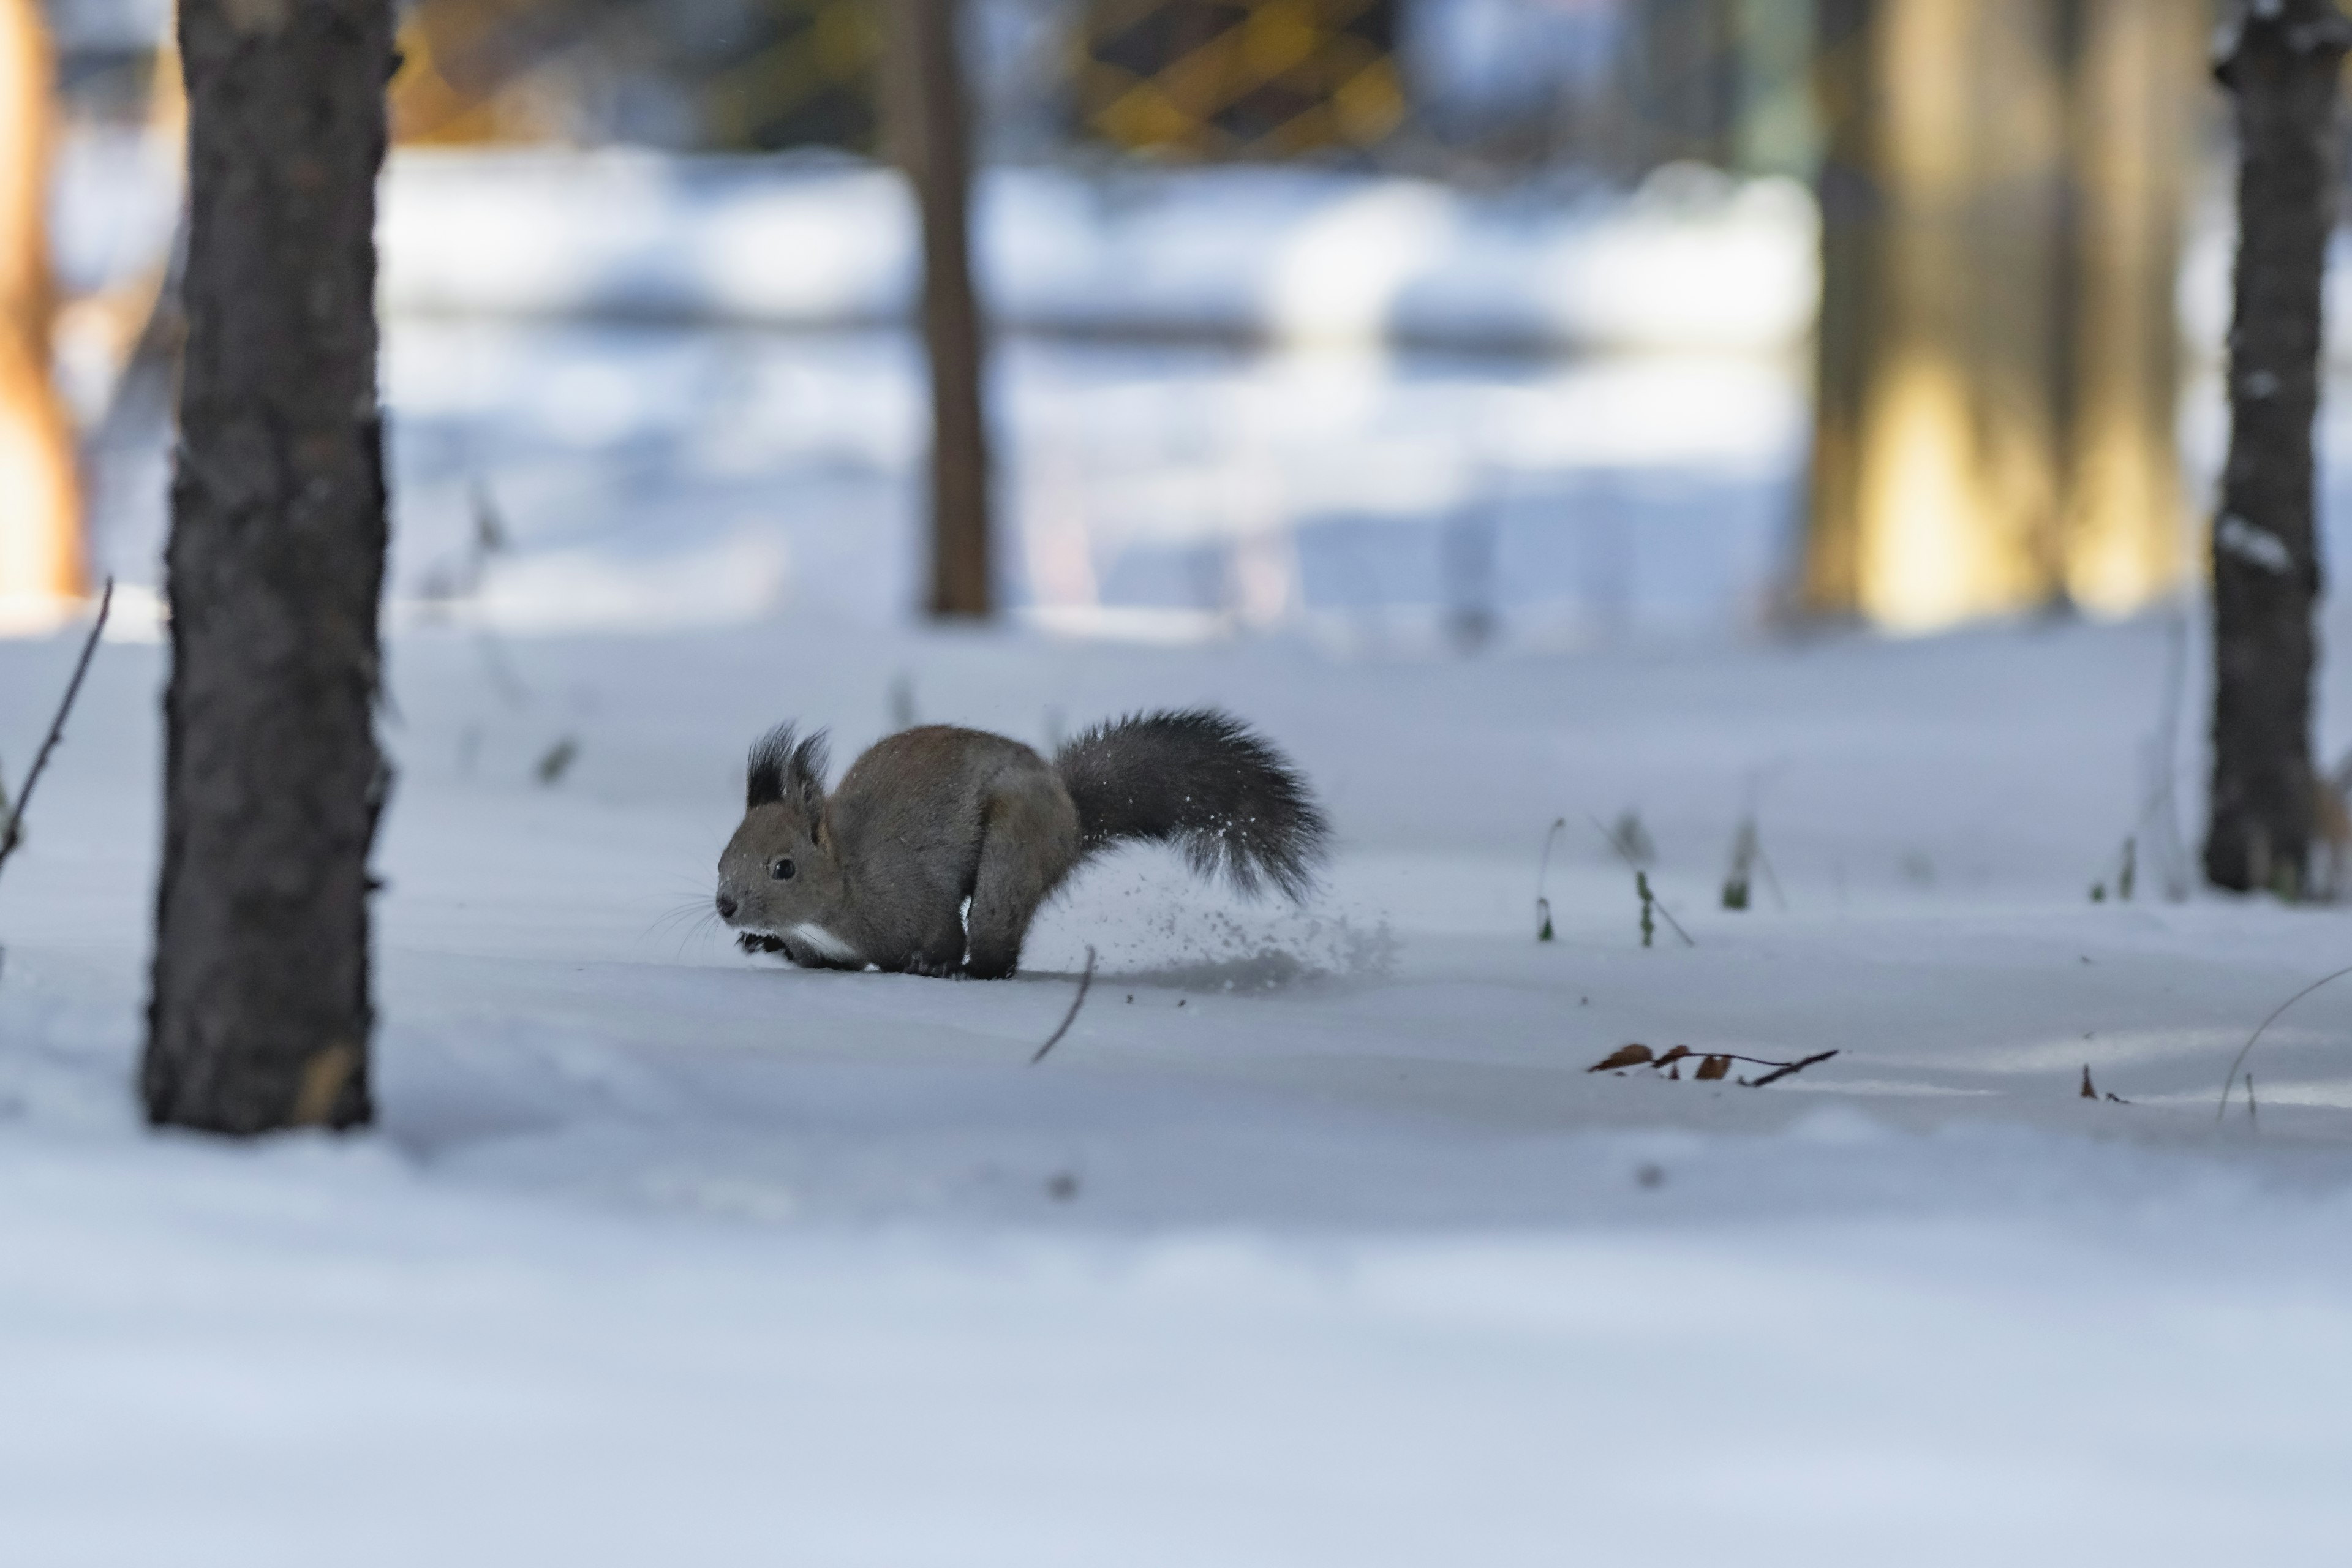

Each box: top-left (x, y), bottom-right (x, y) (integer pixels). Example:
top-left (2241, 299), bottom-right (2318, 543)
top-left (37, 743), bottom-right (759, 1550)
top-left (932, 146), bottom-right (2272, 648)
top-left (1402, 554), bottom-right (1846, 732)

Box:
top-left (0, 0), bottom-right (2300, 647)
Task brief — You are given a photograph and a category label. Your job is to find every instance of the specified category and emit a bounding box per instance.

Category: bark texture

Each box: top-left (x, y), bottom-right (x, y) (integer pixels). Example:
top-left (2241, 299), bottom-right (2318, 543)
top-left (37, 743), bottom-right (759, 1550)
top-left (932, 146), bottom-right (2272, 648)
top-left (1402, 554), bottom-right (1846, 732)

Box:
top-left (2204, 0), bottom-right (2352, 893)
top-left (888, 0), bottom-right (992, 619)
top-left (143, 0), bottom-right (393, 1133)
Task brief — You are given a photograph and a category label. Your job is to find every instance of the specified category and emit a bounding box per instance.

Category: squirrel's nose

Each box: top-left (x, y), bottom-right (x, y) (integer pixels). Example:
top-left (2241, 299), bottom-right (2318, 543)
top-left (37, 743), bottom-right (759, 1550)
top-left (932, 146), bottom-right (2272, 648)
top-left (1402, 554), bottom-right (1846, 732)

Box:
top-left (715, 891), bottom-right (739, 920)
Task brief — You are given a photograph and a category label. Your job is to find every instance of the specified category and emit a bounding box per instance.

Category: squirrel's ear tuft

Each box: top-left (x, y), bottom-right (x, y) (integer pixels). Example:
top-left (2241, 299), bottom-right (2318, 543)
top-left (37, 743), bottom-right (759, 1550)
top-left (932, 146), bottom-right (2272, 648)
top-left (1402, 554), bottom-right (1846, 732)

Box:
top-left (748, 723), bottom-right (830, 813)
top-left (787, 728), bottom-right (830, 815)
top-left (747, 724), bottom-right (794, 808)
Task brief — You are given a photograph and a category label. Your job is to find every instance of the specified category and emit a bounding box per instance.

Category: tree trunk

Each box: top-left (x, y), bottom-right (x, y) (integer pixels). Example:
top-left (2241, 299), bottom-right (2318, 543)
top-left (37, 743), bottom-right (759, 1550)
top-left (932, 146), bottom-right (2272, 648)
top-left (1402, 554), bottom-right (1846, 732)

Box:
top-left (1802, 0), bottom-right (1879, 619)
top-left (1803, 0), bottom-right (2200, 633)
top-left (1634, 0), bottom-right (1739, 172)
top-left (888, 0), bottom-right (991, 620)
top-left (1803, 0), bottom-right (2067, 629)
top-left (2060, 0), bottom-right (2198, 616)
top-left (0, 0), bottom-right (83, 619)
top-left (2204, 0), bottom-right (2352, 894)
top-left (143, 0), bottom-right (394, 1134)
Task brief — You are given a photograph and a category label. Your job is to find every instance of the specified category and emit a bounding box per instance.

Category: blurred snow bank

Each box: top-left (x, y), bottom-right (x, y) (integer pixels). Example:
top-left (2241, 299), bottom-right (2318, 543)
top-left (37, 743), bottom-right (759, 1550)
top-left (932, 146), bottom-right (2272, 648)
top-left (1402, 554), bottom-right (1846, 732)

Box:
top-left (379, 151), bottom-right (1820, 356)
top-left (55, 140), bottom-right (1815, 642)
top-left (367, 326), bottom-right (1802, 643)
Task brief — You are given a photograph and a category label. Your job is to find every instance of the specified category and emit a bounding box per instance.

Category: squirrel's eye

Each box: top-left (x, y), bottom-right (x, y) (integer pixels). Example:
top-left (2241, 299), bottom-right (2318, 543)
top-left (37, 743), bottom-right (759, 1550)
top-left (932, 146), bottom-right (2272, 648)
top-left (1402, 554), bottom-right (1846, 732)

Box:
top-left (771, 857), bottom-right (796, 881)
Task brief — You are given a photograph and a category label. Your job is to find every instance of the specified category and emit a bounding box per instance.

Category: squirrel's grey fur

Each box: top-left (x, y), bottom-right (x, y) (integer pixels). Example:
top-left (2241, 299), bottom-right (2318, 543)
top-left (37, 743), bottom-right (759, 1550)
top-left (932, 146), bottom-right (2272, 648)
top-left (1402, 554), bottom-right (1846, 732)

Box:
top-left (715, 709), bottom-right (1329, 979)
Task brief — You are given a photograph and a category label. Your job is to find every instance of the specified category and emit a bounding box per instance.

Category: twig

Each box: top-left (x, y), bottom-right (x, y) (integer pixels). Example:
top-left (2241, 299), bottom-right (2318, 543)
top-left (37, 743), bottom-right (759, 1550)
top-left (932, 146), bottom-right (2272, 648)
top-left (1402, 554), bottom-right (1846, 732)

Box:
top-left (2147, 598), bottom-right (2193, 902)
top-left (1536, 816), bottom-right (1564, 940)
top-left (1588, 810), bottom-right (1644, 872)
top-left (1589, 813), bottom-right (1694, 946)
top-left (1538, 816), bottom-right (1566, 892)
top-left (2215, 962), bottom-right (2352, 1121)
top-left (1744, 1050), bottom-right (1839, 1087)
top-left (1650, 884), bottom-right (1694, 947)
top-left (1030, 944), bottom-right (1097, 1065)
top-left (1587, 1042), bottom-right (1837, 1086)
top-left (0, 579), bottom-right (115, 884)
top-left (1755, 842), bottom-right (1789, 912)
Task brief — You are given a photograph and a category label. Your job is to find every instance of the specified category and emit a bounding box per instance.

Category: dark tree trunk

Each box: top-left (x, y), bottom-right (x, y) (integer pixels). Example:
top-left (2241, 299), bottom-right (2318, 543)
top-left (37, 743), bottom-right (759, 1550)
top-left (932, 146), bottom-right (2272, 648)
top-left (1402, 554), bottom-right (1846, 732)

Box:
top-left (889, 0), bottom-right (991, 619)
top-left (143, 0), bottom-right (393, 1134)
top-left (2205, 0), bottom-right (2352, 894)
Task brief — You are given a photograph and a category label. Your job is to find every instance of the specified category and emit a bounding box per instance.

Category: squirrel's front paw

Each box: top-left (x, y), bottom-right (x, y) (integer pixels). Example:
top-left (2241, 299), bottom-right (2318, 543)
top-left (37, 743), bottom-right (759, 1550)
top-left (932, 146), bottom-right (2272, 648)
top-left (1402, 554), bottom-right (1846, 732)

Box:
top-left (737, 931), bottom-right (787, 955)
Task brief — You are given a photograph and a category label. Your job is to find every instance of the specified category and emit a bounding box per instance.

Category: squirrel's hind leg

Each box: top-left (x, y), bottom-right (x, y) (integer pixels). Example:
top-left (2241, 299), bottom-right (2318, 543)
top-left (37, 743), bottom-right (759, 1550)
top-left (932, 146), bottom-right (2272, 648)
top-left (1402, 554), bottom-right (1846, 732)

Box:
top-left (889, 905), bottom-right (968, 978)
top-left (963, 774), bottom-right (1081, 979)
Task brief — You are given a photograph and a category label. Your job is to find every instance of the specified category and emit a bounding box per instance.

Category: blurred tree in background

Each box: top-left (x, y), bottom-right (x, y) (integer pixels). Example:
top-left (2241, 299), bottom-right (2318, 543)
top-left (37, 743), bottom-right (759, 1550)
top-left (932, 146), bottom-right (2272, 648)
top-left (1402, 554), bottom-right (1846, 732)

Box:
top-left (1629, 0), bottom-right (1735, 167)
top-left (0, 0), bottom-right (84, 621)
top-left (886, 0), bottom-right (992, 617)
top-left (1805, 0), bottom-right (2201, 633)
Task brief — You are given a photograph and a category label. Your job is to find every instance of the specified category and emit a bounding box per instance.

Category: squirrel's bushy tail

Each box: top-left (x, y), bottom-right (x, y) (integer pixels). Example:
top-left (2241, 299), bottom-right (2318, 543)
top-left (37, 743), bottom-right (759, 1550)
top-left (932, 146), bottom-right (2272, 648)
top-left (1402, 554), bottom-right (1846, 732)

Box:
top-left (1055, 709), bottom-right (1329, 900)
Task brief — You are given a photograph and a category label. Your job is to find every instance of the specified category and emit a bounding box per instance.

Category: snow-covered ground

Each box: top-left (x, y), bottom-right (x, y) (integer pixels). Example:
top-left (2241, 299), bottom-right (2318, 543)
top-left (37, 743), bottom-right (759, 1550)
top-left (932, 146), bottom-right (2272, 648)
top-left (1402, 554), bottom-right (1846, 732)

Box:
top-left (26, 134), bottom-right (2352, 1562)
top-left (7, 594), bottom-right (2352, 1562)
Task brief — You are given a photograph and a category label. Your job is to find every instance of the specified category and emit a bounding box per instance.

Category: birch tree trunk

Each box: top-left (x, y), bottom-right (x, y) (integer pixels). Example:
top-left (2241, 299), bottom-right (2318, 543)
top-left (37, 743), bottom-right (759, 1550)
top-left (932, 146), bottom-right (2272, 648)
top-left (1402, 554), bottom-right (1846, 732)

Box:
top-left (888, 0), bottom-right (992, 619)
top-left (143, 0), bottom-right (394, 1133)
top-left (2204, 0), bottom-right (2352, 894)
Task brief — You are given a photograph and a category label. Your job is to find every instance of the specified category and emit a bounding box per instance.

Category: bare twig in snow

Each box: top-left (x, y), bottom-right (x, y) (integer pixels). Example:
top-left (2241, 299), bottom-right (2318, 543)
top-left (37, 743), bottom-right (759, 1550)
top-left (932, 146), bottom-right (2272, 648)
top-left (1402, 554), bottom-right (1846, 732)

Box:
top-left (2217, 962), bottom-right (2352, 1121)
top-left (1742, 1050), bottom-right (1839, 1087)
top-left (1536, 815), bottom-right (1564, 941)
top-left (1589, 813), bottom-right (1694, 946)
top-left (0, 579), bottom-right (115, 884)
top-left (1030, 944), bottom-right (1097, 1065)
top-left (1586, 1042), bottom-right (1836, 1086)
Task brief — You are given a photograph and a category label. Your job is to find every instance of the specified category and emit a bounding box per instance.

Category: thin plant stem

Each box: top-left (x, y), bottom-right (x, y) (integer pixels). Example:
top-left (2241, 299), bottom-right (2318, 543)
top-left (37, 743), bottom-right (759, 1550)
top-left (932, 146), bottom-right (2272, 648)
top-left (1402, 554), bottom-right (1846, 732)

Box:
top-left (2216, 961), bottom-right (2352, 1121)
top-left (1030, 944), bottom-right (1098, 1065)
top-left (0, 579), bottom-right (115, 886)
top-left (1588, 812), bottom-right (1695, 947)
top-left (1537, 816), bottom-right (1566, 902)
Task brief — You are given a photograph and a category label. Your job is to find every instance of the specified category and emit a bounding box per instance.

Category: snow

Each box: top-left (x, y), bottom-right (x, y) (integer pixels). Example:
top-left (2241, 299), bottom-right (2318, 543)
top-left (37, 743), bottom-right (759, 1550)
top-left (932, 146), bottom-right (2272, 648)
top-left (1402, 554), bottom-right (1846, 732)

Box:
top-left (7, 595), bottom-right (2352, 1561)
top-left (74, 322), bottom-right (1806, 646)
top-left (27, 132), bottom-right (2352, 1567)
top-left (374, 151), bottom-right (1820, 356)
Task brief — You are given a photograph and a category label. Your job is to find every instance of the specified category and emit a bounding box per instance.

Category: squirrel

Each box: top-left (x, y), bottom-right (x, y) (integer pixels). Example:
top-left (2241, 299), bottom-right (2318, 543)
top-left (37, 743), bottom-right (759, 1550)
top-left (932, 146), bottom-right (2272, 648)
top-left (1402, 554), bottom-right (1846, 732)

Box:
top-left (714, 708), bottom-right (1329, 979)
